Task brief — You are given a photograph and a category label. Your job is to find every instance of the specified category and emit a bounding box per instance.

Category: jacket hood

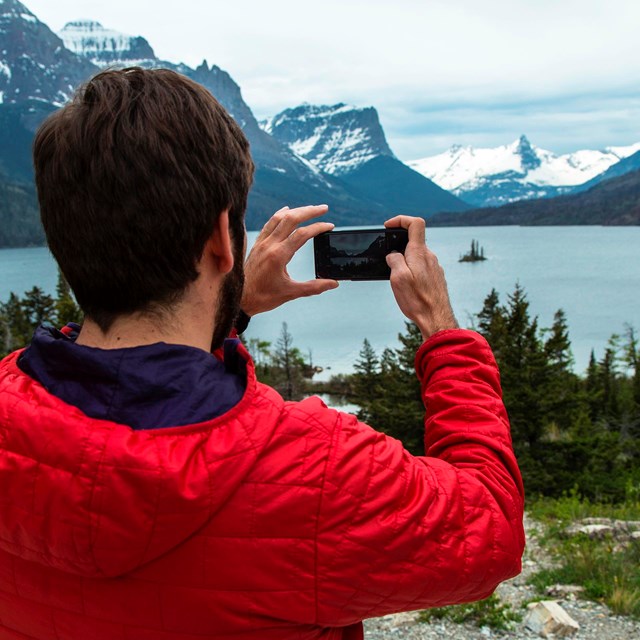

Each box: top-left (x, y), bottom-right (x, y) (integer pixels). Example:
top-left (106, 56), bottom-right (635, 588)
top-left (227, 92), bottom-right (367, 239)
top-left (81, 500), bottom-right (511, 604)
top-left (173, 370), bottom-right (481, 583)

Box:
top-left (0, 347), bottom-right (283, 578)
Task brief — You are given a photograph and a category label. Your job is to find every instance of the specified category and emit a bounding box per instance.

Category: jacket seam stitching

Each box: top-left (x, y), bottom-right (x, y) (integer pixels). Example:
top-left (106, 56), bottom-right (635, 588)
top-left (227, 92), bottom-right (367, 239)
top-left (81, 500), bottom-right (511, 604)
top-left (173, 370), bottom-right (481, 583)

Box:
top-left (313, 408), bottom-right (342, 625)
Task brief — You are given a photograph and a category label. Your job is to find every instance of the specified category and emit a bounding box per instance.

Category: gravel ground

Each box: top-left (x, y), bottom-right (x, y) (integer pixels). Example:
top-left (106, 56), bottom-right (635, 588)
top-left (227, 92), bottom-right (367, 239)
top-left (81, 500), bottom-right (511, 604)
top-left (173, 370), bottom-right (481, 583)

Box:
top-left (363, 515), bottom-right (640, 639)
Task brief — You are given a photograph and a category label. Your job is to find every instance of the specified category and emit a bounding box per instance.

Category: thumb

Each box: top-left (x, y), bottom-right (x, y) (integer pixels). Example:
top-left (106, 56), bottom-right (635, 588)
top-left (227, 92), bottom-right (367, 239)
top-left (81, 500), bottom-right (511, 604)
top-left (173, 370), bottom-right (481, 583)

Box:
top-left (296, 279), bottom-right (339, 299)
top-left (386, 251), bottom-right (406, 271)
top-left (386, 251), bottom-right (413, 286)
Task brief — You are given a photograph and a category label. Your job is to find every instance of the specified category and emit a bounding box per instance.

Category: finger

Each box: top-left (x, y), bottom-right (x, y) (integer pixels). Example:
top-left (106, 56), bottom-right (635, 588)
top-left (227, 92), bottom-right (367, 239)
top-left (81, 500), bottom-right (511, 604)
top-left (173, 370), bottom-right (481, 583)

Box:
top-left (286, 221), bottom-right (334, 253)
top-left (258, 206), bottom-right (290, 240)
top-left (271, 204), bottom-right (329, 240)
top-left (386, 251), bottom-right (413, 284)
top-left (290, 279), bottom-right (339, 299)
top-left (385, 215), bottom-right (425, 246)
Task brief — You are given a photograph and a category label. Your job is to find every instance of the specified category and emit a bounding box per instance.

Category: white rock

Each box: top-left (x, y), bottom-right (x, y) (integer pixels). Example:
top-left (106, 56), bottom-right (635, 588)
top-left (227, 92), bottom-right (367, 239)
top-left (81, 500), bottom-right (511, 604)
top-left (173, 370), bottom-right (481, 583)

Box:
top-left (524, 600), bottom-right (580, 637)
top-left (545, 584), bottom-right (585, 599)
top-left (565, 523), bottom-right (614, 538)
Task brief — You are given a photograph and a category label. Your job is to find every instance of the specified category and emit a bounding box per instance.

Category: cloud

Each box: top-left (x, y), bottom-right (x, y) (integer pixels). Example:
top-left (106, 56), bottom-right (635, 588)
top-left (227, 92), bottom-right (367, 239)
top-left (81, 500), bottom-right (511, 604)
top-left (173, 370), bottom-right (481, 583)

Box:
top-left (25, 0), bottom-right (640, 158)
top-left (381, 86), bottom-right (640, 159)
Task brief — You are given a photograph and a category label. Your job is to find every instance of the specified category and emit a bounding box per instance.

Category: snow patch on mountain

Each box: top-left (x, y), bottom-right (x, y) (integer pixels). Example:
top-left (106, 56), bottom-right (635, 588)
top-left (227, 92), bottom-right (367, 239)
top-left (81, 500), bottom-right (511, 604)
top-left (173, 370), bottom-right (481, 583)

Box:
top-left (262, 103), bottom-right (395, 176)
top-left (0, 0), bottom-right (36, 21)
top-left (59, 20), bottom-right (156, 66)
top-left (409, 136), bottom-right (640, 194)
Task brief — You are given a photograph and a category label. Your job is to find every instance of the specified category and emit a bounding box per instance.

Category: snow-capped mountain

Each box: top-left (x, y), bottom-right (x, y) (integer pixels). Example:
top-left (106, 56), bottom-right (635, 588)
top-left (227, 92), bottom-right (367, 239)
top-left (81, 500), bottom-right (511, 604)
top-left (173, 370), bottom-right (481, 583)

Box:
top-left (263, 103), bottom-right (468, 216)
top-left (409, 136), bottom-right (640, 207)
top-left (262, 103), bottom-right (395, 175)
top-left (1, 0), bottom-right (408, 236)
top-left (574, 149), bottom-right (640, 193)
top-left (0, 0), bottom-right (96, 106)
top-left (54, 24), bottom-right (376, 227)
top-left (58, 20), bottom-right (157, 67)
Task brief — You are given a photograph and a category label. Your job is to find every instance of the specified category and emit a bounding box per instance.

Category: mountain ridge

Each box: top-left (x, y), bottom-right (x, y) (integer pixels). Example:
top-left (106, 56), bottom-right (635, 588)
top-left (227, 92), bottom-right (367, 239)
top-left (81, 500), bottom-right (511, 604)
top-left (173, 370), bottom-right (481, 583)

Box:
top-left (427, 168), bottom-right (640, 226)
top-left (0, 1), bottom-right (402, 237)
top-left (264, 102), bottom-right (469, 216)
top-left (409, 135), bottom-right (640, 208)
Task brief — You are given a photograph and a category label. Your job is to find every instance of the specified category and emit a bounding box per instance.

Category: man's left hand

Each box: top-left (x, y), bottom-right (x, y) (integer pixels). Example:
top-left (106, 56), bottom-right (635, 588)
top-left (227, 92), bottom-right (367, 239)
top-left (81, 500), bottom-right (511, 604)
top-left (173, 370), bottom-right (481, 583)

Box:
top-left (241, 205), bottom-right (339, 317)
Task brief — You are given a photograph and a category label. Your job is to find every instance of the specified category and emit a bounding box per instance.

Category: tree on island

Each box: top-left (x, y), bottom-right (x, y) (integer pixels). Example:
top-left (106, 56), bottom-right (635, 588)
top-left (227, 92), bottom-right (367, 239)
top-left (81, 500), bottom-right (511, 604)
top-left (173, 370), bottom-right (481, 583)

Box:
top-left (459, 239), bottom-right (487, 262)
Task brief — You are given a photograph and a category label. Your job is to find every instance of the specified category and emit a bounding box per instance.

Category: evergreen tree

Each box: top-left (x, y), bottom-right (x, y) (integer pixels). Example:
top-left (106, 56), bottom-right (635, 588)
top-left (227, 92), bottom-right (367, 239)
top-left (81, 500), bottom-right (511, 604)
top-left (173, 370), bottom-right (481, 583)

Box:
top-left (544, 310), bottom-right (574, 371)
top-left (542, 309), bottom-right (581, 431)
top-left (622, 325), bottom-right (640, 411)
top-left (585, 349), bottom-right (603, 423)
top-left (396, 322), bottom-right (424, 371)
top-left (353, 339), bottom-right (380, 418)
top-left (598, 337), bottom-right (621, 421)
top-left (476, 288), bottom-right (507, 360)
top-left (54, 270), bottom-right (82, 327)
top-left (365, 324), bottom-right (425, 455)
top-left (21, 287), bottom-right (55, 329)
top-left (271, 323), bottom-right (308, 401)
top-left (0, 286), bottom-right (55, 355)
top-left (497, 284), bottom-right (549, 449)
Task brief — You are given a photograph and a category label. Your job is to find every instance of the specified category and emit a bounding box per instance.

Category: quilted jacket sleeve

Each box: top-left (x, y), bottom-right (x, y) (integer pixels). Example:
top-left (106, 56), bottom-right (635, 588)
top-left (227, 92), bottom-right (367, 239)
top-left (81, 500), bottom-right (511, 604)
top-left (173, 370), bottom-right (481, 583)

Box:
top-left (314, 329), bottom-right (525, 625)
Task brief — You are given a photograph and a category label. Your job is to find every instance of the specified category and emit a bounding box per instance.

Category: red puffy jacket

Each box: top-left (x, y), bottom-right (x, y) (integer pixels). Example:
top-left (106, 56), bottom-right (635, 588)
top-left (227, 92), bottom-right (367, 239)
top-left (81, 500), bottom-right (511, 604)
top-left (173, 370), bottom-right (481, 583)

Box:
top-left (0, 329), bottom-right (524, 639)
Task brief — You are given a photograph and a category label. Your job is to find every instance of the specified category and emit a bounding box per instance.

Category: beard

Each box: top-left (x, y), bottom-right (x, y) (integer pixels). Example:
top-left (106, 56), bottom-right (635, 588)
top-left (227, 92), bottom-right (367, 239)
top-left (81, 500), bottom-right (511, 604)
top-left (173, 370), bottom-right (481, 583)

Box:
top-left (210, 232), bottom-right (245, 352)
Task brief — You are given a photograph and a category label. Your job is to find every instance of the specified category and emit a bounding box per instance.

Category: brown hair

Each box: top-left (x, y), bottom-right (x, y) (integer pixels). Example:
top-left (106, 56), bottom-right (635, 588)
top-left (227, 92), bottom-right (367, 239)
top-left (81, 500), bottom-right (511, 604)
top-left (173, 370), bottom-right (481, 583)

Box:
top-left (33, 67), bottom-right (254, 332)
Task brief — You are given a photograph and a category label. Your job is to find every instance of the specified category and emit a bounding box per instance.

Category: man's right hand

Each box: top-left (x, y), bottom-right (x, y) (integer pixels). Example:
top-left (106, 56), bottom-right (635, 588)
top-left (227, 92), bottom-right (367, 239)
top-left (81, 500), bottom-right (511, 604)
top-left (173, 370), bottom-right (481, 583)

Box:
top-left (241, 205), bottom-right (338, 317)
top-left (385, 215), bottom-right (458, 342)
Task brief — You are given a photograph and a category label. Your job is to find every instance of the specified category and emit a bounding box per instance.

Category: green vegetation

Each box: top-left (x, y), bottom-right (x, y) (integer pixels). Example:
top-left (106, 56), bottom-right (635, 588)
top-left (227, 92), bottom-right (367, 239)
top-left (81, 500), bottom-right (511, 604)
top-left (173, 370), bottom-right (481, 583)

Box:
top-left (418, 594), bottom-right (521, 630)
top-left (314, 284), bottom-right (640, 502)
top-left (0, 271), bottom-right (82, 356)
top-left (0, 176), bottom-right (44, 248)
top-left (244, 322), bottom-right (320, 401)
top-left (527, 494), bottom-right (640, 619)
top-left (527, 490), bottom-right (640, 524)
top-left (476, 286), bottom-right (640, 501)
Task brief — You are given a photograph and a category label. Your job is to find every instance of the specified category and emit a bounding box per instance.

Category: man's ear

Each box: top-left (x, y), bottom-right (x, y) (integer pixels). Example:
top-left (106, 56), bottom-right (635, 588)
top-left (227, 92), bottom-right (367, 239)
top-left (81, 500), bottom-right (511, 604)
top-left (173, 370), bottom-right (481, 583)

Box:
top-left (206, 209), bottom-right (234, 275)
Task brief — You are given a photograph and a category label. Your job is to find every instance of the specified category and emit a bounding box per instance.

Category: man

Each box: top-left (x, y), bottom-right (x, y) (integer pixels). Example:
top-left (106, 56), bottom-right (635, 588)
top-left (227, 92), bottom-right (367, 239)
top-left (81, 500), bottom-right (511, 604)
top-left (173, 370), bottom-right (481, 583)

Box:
top-left (0, 68), bottom-right (524, 639)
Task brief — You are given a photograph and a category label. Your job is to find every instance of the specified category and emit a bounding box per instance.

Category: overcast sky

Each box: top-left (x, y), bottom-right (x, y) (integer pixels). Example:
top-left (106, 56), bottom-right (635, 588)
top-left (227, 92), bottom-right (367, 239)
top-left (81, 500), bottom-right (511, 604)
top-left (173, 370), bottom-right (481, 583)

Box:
top-left (25, 0), bottom-right (640, 160)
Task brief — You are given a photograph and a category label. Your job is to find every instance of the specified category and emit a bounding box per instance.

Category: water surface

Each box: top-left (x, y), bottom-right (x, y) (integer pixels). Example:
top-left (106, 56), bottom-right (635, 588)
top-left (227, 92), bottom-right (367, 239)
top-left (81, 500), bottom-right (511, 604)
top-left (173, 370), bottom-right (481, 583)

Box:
top-left (1, 226), bottom-right (638, 376)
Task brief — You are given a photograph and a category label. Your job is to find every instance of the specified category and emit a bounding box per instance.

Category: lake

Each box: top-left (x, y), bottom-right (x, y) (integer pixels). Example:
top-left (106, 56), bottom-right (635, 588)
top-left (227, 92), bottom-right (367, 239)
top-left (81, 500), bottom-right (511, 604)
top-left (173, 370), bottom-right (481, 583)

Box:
top-left (1, 226), bottom-right (638, 377)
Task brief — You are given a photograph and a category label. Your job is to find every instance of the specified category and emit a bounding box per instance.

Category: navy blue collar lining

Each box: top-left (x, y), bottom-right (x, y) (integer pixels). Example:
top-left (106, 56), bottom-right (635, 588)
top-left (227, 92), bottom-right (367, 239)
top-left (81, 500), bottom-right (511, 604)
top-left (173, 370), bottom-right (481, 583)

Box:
top-left (18, 324), bottom-right (246, 430)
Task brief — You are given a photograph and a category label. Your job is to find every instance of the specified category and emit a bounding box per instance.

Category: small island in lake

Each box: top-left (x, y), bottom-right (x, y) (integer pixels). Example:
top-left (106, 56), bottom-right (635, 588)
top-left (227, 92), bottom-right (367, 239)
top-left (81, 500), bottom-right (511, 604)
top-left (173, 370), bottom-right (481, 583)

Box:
top-left (459, 239), bottom-right (487, 262)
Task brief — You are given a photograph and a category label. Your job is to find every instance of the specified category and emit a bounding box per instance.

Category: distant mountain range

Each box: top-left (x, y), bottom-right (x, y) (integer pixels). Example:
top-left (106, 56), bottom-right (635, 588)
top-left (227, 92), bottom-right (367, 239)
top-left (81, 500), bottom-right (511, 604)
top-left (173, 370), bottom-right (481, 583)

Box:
top-left (0, 0), bottom-right (469, 247)
top-left (262, 103), bottom-right (467, 216)
top-left (428, 167), bottom-right (640, 226)
top-left (0, 0), bottom-right (638, 248)
top-left (409, 135), bottom-right (640, 207)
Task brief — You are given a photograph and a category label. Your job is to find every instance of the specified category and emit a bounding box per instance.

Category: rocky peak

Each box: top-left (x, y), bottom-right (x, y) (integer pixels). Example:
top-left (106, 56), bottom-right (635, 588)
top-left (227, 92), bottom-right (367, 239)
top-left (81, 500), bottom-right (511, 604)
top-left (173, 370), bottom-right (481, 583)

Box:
top-left (263, 102), bottom-right (395, 175)
top-left (0, 0), bottom-right (97, 106)
top-left (516, 134), bottom-right (541, 171)
top-left (188, 60), bottom-right (258, 132)
top-left (0, 0), bottom-right (35, 22)
top-left (58, 20), bottom-right (156, 66)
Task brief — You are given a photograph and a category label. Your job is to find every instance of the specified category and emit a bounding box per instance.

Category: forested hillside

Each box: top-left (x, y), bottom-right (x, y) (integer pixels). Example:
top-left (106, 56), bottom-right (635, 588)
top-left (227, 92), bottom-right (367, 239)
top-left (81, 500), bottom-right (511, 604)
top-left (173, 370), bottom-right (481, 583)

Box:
top-left (0, 176), bottom-right (43, 247)
top-left (429, 169), bottom-right (640, 226)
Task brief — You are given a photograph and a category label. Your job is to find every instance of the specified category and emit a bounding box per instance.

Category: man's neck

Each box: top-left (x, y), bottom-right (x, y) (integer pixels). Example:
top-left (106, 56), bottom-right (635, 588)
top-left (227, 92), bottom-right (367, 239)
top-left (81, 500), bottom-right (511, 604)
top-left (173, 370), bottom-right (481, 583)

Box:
top-left (76, 292), bottom-right (217, 353)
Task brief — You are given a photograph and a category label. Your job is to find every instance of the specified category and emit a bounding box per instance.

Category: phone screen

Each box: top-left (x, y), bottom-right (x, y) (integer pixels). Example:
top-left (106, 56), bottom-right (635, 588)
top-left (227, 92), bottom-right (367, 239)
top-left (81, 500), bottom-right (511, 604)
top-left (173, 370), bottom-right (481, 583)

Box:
top-left (314, 228), bottom-right (408, 280)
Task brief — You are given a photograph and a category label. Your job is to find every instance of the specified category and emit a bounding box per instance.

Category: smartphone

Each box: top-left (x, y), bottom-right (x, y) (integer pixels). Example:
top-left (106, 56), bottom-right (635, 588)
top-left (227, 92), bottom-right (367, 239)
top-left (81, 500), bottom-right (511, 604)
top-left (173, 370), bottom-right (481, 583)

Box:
top-left (314, 228), bottom-right (409, 280)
